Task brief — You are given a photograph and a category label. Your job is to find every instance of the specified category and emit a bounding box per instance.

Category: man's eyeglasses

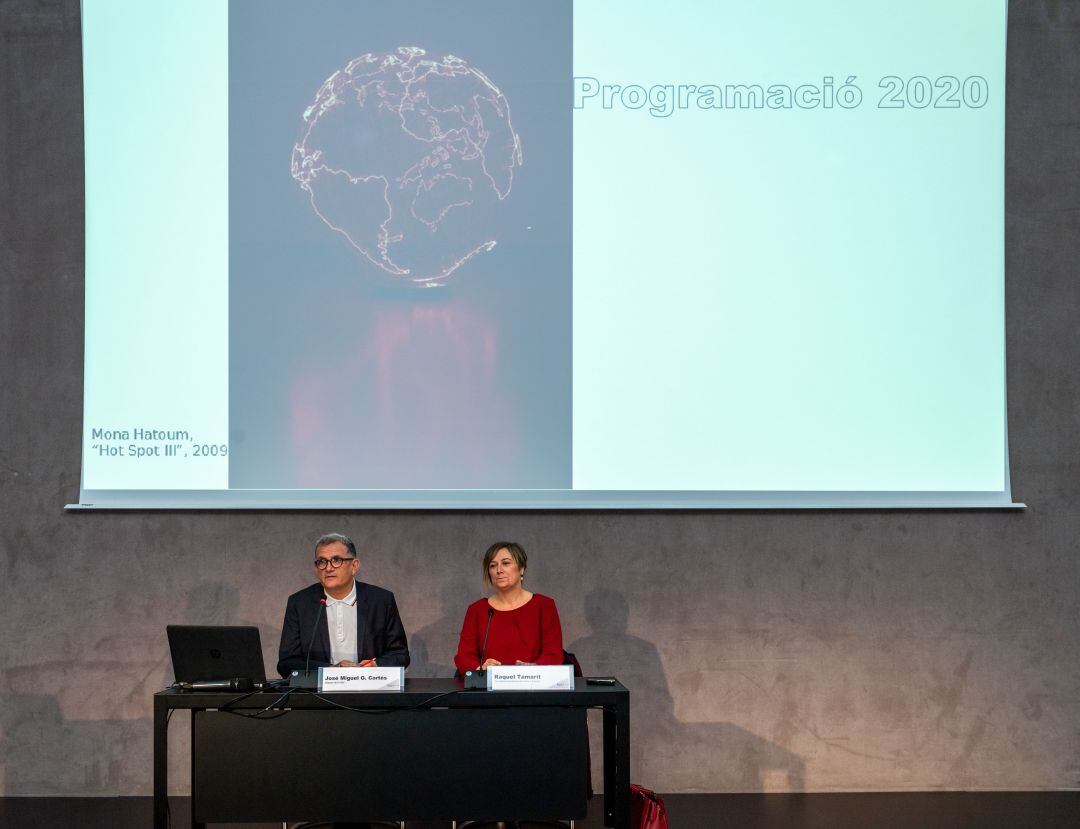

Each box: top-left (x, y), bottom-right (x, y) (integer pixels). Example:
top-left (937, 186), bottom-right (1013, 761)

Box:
top-left (313, 556), bottom-right (356, 570)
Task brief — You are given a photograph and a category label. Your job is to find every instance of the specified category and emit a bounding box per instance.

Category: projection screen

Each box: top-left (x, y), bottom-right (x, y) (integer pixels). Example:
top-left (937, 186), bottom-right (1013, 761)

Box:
top-left (73, 0), bottom-right (1018, 509)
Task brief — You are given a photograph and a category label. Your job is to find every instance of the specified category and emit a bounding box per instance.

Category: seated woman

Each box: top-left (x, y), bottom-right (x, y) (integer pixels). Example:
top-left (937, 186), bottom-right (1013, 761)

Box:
top-left (454, 541), bottom-right (563, 673)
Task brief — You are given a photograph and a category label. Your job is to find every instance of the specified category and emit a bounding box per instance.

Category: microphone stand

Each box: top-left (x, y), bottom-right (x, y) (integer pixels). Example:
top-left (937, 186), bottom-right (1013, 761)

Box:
top-left (465, 607), bottom-right (495, 690)
top-left (290, 598), bottom-right (327, 688)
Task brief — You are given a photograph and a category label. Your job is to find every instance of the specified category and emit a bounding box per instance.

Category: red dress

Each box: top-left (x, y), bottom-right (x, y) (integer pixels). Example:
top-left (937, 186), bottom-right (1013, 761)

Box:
top-left (454, 593), bottom-right (564, 674)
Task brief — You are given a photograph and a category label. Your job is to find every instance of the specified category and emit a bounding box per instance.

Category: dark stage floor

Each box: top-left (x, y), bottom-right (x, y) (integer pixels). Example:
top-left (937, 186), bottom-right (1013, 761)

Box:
top-left (2, 792), bottom-right (1079, 829)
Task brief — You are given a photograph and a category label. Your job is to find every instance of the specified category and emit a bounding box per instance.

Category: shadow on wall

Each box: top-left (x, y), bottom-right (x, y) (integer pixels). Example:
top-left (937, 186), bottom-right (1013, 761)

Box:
top-left (0, 694), bottom-right (150, 795)
top-left (408, 576), bottom-right (480, 677)
top-left (0, 581), bottom-right (283, 795)
top-left (569, 588), bottom-right (805, 793)
top-left (181, 581), bottom-right (283, 680)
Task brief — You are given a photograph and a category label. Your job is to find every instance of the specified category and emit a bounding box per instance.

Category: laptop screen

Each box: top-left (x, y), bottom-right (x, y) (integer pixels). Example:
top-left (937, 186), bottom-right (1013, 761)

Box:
top-left (167, 625), bottom-right (267, 684)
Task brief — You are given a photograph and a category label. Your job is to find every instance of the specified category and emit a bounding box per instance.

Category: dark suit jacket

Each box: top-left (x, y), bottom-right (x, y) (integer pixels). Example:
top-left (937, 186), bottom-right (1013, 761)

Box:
top-left (277, 581), bottom-right (410, 678)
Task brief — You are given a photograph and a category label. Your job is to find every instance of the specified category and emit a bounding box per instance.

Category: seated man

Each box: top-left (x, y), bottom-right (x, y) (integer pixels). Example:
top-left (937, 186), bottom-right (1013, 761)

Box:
top-left (278, 532), bottom-right (410, 677)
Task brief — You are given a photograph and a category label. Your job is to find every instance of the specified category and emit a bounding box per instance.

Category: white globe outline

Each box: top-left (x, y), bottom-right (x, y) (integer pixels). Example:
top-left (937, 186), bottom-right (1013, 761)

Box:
top-left (291, 46), bottom-right (524, 287)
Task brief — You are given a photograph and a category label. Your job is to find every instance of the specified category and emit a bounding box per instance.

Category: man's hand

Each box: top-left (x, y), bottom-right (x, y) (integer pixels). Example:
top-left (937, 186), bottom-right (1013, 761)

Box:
top-left (359, 658), bottom-right (377, 667)
top-left (335, 660), bottom-right (361, 668)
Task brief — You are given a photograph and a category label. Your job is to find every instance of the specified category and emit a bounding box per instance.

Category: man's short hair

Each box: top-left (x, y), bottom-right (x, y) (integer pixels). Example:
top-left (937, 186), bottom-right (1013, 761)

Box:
top-left (314, 532), bottom-right (357, 559)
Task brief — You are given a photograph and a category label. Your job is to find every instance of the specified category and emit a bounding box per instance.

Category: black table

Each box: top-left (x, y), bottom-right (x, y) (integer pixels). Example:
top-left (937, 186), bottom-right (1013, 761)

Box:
top-left (153, 677), bottom-right (630, 828)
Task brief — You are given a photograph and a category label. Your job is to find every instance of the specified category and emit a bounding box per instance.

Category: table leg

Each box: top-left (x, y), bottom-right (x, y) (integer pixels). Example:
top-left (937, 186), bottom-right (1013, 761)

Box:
top-left (602, 708), bottom-right (616, 827)
top-left (153, 696), bottom-right (168, 829)
top-left (191, 710), bottom-right (205, 829)
top-left (614, 697), bottom-right (631, 829)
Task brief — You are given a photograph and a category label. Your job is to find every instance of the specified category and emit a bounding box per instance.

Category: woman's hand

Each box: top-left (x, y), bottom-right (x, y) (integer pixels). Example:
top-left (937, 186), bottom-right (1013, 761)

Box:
top-left (480, 658), bottom-right (502, 670)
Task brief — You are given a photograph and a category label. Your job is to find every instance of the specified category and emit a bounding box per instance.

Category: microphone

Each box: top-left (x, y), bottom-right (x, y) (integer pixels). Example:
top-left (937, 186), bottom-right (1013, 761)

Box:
top-left (178, 678), bottom-right (253, 692)
top-left (304, 597), bottom-right (328, 678)
top-left (479, 607), bottom-right (495, 668)
top-left (463, 608), bottom-right (497, 690)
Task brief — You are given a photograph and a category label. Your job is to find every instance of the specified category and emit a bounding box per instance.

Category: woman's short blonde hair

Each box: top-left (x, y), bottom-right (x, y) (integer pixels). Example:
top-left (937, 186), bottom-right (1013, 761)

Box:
top-left (482, 541), bottom-right (528, 587)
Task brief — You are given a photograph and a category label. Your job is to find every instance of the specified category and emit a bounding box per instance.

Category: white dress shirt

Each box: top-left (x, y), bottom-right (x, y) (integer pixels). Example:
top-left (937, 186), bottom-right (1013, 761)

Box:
top-left (325, 581), bottom-right (359, 665)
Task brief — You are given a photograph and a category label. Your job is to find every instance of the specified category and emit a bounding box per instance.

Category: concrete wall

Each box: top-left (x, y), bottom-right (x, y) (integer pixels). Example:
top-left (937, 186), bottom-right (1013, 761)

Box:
top-left (1, 0), bottom-right (1078, 795)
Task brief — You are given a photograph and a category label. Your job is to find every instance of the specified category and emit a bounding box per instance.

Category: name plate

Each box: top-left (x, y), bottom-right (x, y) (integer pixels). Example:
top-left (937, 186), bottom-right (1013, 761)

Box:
top-left (319, 666), bottom-right (404, 692)
top-left (488, 665), bottom-right (574, 691)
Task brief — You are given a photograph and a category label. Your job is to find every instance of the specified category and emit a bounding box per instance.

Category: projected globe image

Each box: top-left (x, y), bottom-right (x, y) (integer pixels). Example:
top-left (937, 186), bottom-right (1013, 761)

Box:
top-left (291, 47), bottom-right (523, 287)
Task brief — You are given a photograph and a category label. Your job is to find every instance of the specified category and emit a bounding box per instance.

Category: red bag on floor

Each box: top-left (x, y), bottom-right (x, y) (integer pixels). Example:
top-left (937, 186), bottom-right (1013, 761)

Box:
top-left (631, 783), bottom-right (669, 829)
